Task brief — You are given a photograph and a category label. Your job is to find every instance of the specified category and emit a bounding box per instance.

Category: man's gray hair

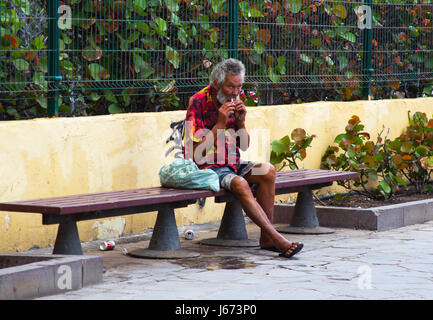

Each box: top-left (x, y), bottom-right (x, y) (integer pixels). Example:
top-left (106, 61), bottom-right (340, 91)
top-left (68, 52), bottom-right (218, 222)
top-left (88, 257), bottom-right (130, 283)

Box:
top-left (209, 58), bottom-right (245, 86)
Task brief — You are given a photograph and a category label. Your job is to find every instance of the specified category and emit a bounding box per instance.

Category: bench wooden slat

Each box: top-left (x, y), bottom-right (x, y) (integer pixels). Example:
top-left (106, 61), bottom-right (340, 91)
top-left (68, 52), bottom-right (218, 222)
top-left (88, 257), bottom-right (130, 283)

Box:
top-left (275, 170), bottom-right (357, 188)
top-left (0, 169), bottom-right (357, 215)
top-left (0, 187), bottom-right (220, 215)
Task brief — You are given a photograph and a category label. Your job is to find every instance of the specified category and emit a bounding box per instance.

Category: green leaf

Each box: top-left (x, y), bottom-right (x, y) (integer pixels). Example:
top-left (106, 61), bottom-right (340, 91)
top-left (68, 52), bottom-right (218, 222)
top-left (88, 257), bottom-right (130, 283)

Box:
top-left (277, 56), bottom-right (286, 74)
top-left (89, 92), bottom-right (101, 102)
top-left (209, 0), bottom-right (223, 13)
top-left (108, 104), bottom-right (122, 114)
top-left (199, 15), bottom-right (210, 31)
top-left (32, 35), bottom-right (45, 50)
top-left (166, 46), bottom-right (180, 69)
top-left (334, 194), bottom-right (349, 201)
top-left (395, 175), bottom-right (407, 187)
top-left (7, 107), bottom-right (20, 119)
top-left (388, 139), bottom-right (402, 151)
top-left (334, 4), bottom-right (347, 19)
top-left (59, 104), bottom-right (71, 114)
top-left (13, 59), bottom-right (29, 71)
top-left (148, 0), bottom-right (161, 7)
top-left (271, 138), bottom-right (288, 154)
top-left (269, 68), bottom-right (279, 83)
top-left (289, 163), bottom-right (298, 170)
top-left (338, 56), bottom-right (348, 71)
top-left (300, 53), bottom-right (312, 64)
top-left (334, 133), bottom-right (348, 144)
top-left (421, 156), bottom-right (433, 169)
top-left (270, 150), bottom-right (285, 165)
top-left (133, 53), bottom-right (145, 73)
top-left (239, 1), bottom-right (250, 19)
top-left (325, 56), bottom-right (334, 66)
top-left (178, 27), bottom-right (188, 47)
top-left (276, 15), bottom-right (285, 26)
top-left (379, 180), bottom-right (391, 194)
top-left (122, 90), bottom-right (131, 107)
top-left (254, 41), bottom-right (265, 54)
top-left (347, 149), bottom-right (356, 159)
top-left (32, 72), bottom-right (47, 87)
top-left (289, 0), bottom-right (302, 14)
top-left (373, 153), bottom-right (384, 162)
top-left (210, 29), bottom-right (218, 43)
top-left (105, 91), bottom-right (118, 103)
top-left (165, 0), bottom-right (179, 12)
top-left (134, 0), bottom-right (147, 11)
top-left (154, 17), bottom-right (167, 37)
top-left (400, 141), bottom-right (413, 153)
top-left (310, 38), bottom-right (322, 48)
top-left (88, 63), bottom-right (106, 81)
top-left (36, 97), bottom-right (47, 109)
top-left (249, 7), bottom-right (264, 18)
top-left (127, 32), bottom-right (140, 43)
top-left (60, 60), bottom-right (74, 77)
top-left (339, 31), bottom-right (356, 43)
top-left (136, 21), bottom-right (150, 34)
top-left (415, 146), bottom-right (428, 156)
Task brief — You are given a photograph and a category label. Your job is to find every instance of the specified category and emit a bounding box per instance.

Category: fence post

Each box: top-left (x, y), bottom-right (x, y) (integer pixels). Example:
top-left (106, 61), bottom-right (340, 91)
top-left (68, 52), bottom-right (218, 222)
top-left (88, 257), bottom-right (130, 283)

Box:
top-left (228, 0), bottom-right (238, 59)
top-left (47, 0), bottom-right (61, 117)
top-left (362, 0), bottom-right (373, 100)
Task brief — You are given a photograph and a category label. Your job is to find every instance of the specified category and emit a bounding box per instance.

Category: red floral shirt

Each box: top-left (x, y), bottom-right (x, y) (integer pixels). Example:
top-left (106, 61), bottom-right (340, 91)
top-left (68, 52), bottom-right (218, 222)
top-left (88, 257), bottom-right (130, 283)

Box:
top-left (184, 86), bottom-right (241, 172)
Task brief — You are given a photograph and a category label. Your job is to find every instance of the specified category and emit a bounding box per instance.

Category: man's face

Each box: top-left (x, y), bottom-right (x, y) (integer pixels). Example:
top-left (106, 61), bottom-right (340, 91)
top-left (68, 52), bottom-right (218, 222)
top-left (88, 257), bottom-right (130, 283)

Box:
top-left (215, 73), bottom-right (243, 104)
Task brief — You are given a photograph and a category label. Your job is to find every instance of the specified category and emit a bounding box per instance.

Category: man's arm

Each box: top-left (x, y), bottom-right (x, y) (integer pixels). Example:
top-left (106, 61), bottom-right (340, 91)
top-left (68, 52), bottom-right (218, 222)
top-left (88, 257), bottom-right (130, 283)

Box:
top-left (234, 99), bottom-right (250, 150)
top-left (192, 100), bottom-right (235, 154)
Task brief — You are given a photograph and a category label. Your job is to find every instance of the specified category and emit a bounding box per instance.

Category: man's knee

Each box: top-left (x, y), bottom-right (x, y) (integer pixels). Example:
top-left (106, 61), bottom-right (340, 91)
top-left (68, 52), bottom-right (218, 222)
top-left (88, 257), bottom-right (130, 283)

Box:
top-left (265, 163), bottom-right (276, 180)
top-left (252, 163), bottom-right (275, 181)
top-left (230, 176), bottom-right (252, 198)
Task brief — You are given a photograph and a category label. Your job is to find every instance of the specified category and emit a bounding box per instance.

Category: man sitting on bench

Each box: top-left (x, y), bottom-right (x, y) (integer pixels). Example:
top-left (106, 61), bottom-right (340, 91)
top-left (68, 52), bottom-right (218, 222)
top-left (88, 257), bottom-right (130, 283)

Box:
top-left (184, 58), bottom-right (303, 258)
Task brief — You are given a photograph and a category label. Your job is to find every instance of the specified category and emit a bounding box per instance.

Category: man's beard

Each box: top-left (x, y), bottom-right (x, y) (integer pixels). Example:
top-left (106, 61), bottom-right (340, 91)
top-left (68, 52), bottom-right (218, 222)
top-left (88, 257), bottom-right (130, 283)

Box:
top-left (217, 89), bottom-right (239, 104)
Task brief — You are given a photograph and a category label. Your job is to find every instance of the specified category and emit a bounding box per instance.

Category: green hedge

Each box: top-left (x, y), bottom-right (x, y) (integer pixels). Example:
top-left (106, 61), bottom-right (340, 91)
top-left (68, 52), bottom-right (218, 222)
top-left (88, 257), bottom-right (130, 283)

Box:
top-left (1, 0), bottom-right (432, 119)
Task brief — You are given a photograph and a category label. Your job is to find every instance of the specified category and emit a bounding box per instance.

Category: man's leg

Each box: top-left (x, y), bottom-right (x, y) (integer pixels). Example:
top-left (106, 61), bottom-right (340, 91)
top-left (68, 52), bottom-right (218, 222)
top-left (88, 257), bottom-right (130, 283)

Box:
top-left (243, 163), bottom-right (276, 248)
top-left (230, 174), bottom-right (301, 256)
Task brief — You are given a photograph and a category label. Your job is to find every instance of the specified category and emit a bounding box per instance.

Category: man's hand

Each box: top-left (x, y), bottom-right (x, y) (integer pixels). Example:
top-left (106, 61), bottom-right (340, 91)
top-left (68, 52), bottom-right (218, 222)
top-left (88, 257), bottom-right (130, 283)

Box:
top-left (233, 99), bottom-right (246, 129)
top-left (217, 101), bottom-right (236, 126)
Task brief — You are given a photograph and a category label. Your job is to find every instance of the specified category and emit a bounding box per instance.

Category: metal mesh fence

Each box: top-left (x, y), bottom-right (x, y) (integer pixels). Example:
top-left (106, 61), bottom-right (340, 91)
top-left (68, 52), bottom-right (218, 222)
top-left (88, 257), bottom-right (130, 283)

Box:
top-left (371, 1), bottom-right (433, 99)
top-left (59, 0), bottom-right (232, 115)
top-left (1, 0), bottom-right (433, 119)
top-left (0, 0), bottom-right (48, 118)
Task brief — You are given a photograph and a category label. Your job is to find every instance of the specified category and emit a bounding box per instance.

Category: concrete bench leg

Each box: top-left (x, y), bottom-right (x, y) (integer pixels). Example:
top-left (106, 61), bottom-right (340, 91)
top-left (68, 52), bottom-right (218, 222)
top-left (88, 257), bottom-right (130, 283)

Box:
top-left (53, 218), bottom-right (83, 255)
top-left (200, 200), bottom-right (259, 247)
top-left (276, 189), bottom-right (335, 234)
top-left (129, 205), bottom-right (200, 259)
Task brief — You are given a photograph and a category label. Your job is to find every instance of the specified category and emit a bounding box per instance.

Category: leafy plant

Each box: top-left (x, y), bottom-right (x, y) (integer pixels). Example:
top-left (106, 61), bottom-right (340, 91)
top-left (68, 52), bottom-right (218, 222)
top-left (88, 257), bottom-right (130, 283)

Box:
top-left (387, 111), bottom-right (433, 193)
top-left (270, 128), bottom-right (316, 170)
top-left (321, 115), bottom-right (405, 200)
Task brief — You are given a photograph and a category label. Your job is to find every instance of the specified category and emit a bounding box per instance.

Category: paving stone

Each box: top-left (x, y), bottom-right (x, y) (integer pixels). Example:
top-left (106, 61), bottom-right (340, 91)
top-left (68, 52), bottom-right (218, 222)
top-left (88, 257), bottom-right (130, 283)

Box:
top-left (33, 220), bottom-right (433, 300)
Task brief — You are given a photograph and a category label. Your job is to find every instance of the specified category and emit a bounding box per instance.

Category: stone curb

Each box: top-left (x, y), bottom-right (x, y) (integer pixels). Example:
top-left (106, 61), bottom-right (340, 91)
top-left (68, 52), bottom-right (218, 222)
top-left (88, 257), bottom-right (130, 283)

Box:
top-left (274, 198), bottom-right (433, 231)
top-left (0, 254), bottom-right (102, 300)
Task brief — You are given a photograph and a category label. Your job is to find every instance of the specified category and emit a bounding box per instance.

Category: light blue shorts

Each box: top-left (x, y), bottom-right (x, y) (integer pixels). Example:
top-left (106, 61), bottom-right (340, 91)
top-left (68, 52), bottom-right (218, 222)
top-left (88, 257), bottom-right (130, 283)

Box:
top-left (209, 161), bottom-right (259, 191)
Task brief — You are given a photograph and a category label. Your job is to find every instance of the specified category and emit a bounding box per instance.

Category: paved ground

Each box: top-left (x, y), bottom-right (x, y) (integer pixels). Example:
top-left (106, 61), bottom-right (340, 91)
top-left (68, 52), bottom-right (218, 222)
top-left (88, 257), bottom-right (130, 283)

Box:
top-left (37, 220), bottom-right (433, 300)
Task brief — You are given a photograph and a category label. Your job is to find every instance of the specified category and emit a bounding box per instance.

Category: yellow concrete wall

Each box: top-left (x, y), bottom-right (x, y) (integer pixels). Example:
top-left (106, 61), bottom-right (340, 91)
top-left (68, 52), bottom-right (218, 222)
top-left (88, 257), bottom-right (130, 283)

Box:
top-left (0, 97), bottom-right (432, 252)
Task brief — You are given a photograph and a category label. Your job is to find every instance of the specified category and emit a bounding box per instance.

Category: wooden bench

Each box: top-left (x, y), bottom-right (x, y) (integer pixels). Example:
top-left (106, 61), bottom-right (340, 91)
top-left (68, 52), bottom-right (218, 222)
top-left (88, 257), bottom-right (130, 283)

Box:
top-left (0, 169), bottom-right (357, 258)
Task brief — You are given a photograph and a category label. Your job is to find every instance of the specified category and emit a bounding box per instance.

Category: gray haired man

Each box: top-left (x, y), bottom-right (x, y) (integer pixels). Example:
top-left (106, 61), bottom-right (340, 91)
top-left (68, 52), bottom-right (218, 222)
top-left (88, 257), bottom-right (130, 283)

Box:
top-left (184, 58), bottom-right (303, 258)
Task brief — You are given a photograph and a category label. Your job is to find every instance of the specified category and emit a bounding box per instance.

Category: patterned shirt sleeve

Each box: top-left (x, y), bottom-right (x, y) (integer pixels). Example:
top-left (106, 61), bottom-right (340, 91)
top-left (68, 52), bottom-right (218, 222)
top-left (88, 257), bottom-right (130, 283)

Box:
top-left (185, 94), bottom-right (205, 144)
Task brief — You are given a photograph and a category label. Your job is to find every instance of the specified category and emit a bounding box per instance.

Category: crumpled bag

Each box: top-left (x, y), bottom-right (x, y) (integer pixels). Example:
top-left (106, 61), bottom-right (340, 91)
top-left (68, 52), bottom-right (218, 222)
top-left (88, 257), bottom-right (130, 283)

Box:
top-left (159, 158), bottom-right (220, 192)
